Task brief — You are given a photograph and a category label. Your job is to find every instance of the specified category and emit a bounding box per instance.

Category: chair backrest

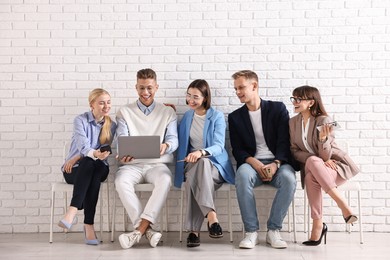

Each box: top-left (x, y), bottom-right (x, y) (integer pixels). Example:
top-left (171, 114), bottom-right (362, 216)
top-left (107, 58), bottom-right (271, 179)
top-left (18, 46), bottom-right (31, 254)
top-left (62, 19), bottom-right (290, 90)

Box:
top-left (63, 141), bottom-right (71, 160)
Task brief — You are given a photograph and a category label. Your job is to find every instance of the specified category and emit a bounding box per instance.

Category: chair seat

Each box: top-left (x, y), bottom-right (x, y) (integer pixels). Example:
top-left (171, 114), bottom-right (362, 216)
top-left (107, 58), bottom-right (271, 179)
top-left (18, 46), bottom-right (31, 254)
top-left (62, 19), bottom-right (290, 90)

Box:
top-left (52, 182), bottom-right (74, 192)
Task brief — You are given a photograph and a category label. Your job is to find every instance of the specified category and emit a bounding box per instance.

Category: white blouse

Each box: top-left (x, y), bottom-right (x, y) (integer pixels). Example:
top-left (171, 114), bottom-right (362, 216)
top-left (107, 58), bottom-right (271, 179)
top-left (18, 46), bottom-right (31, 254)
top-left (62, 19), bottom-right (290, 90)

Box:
top-left (302, 118), bottom-right (315, 154)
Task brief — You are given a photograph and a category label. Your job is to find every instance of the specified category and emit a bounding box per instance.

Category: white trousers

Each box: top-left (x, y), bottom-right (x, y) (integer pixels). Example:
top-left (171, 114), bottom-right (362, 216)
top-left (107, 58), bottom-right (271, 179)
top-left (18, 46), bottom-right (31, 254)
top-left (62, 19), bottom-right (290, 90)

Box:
top-left (115, 163), bottom-right (172, 229)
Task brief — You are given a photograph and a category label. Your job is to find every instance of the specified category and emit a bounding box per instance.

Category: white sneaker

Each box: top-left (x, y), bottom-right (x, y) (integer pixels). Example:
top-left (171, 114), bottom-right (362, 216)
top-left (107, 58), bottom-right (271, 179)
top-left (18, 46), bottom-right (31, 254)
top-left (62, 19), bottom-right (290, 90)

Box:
top-left (266, 230), bottom-right (287, 249)
top-left (118, 230), bottom-right (142, 249)
top-left (239, 232), bottom-right (259, 249)
top-left (145, 228), bottom-right (162, 248)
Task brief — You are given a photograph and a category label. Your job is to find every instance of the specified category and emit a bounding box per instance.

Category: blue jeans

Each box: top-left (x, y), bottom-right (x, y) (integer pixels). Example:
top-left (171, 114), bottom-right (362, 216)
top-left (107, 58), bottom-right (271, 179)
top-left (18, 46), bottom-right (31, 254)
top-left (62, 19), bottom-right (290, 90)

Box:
top-left (235, 160), bottom-right (296, 232)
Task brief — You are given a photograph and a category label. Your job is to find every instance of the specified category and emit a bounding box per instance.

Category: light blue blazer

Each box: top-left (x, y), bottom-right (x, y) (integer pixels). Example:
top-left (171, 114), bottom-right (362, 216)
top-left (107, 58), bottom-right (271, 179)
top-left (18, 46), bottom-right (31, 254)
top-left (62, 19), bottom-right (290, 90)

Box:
top-left (174, 107), bottom-right (235, 188)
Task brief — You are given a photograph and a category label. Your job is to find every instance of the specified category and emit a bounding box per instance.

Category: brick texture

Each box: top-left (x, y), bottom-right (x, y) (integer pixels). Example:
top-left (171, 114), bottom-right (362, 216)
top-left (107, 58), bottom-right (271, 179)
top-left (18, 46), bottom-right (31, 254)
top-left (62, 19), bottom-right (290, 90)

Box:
top-left (0, 0), bottom-right (389, 234)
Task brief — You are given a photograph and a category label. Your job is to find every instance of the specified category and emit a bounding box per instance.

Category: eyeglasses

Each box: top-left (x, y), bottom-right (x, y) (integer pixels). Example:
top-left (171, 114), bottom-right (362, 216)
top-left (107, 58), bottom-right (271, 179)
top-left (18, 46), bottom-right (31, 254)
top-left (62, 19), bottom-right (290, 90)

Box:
top-left (186, 93), bottom-right (203, 101)
top-left (290, 97), bottom-right (313, 104)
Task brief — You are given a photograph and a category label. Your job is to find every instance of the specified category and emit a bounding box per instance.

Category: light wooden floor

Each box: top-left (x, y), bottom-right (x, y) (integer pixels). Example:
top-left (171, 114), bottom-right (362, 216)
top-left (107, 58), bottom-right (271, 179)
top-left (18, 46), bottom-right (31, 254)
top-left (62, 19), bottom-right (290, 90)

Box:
top-left (0, 231), bottom-right (388, 260)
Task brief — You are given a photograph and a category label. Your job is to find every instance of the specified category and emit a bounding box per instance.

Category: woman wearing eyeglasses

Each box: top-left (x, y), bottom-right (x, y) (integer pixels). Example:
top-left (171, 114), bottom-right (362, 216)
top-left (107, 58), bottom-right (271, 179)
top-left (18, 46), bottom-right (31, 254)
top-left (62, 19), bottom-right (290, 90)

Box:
top-left (174, 79), bottom-right (235, 247)
top-left (289, 86), bottom-right (359, 246)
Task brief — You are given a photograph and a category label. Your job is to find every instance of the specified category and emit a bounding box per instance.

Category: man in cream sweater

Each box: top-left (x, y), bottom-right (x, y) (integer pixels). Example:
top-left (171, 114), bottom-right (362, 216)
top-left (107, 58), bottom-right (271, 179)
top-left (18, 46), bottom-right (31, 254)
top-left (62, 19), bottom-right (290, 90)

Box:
top-left (115, 68), bottom-right (178, 249)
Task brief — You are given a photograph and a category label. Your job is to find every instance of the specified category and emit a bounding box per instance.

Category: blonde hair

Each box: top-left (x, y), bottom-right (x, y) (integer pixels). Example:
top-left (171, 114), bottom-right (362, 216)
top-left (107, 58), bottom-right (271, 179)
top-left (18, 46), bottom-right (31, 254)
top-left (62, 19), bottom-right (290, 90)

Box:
top-left (89, 88), bottom-right (113, 145)
top-left (231, 70), bottom-right (259, 83)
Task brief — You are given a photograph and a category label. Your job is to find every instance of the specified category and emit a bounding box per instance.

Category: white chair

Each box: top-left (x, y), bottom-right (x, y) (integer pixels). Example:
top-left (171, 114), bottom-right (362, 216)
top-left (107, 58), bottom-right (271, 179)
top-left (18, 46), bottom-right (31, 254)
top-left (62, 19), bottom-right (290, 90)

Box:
top-left (49, 142), bottom-right (111, 243)
top-left (179, 183), bottom-right (233, 242)
top-left (304, 140), bottom-right (363, 244)
top-left (110, 183), bottom-right (166, 242)
top-left (237, 185), bottom-right (297, 243)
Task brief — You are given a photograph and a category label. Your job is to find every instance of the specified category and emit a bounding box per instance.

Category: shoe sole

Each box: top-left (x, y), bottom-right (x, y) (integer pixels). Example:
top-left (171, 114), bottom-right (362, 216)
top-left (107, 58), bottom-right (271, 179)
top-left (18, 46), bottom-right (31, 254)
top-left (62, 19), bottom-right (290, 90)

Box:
top-left (149, 232), bottom-right (162, 248)
top-left (187, 242), bottom-right (200, 248)
top-left (346, 215), bottom-right (358, 224)
top-left (58, 220), bottom-right (72, 230)
top-left (239, 245), bottom-right (255, 249)
top-left (209, 233), bottom-right (223, 239)
top-left (266, 240), bottom-right (287, 249)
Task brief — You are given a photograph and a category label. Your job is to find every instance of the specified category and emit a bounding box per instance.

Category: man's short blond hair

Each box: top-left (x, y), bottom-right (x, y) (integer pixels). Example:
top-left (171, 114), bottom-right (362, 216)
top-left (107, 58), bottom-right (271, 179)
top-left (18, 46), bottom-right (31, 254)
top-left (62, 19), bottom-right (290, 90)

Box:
top-left (231, 70), bottom-right (258, 83)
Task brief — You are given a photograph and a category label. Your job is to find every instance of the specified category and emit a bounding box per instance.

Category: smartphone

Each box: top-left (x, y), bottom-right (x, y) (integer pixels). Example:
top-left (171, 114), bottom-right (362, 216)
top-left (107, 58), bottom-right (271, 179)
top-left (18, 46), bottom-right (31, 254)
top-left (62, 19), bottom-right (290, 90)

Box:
top-left (316, 121), bottom-right (341, 131)
top-left (100, 145), bottom-right (112, 154)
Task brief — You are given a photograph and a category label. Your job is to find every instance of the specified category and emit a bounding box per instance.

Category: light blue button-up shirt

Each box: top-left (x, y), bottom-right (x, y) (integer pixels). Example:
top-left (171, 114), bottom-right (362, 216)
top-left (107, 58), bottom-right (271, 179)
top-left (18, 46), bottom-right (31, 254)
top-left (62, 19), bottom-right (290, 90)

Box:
top-left (64, 111), bottom-right (117, 168)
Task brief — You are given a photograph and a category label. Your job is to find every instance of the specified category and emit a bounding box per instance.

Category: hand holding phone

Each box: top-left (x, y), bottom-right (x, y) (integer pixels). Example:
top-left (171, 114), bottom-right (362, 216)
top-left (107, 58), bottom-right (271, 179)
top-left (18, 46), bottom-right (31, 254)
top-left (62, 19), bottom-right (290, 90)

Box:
top-left (100, 145), bottom-right (112, 154)
top-left (316, 121), bottom-right (341, 131)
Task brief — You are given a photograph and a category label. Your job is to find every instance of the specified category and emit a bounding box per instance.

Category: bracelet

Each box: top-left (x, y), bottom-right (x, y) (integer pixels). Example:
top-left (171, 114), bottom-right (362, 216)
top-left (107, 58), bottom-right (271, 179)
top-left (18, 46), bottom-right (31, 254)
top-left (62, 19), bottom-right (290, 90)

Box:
top-left (274, 160), bottom-right (281, 169)
top-left (199, 149), bottom-right (206, 156)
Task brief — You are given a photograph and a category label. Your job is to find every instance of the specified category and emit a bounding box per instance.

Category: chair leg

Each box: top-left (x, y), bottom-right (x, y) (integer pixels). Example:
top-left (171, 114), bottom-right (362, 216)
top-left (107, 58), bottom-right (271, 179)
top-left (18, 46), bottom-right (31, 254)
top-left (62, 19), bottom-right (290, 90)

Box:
top-left (106, 182), bottom-right (111, 232)
top-left (358, 189), bottom-right (364, 244)
top-left (229, 188), bottom-right (233, 243)
top-left (111, 190), bottom-right (116, 242)
top-left (49, 190), bottom-right (55, 243)
top-left (64, 191), bottom-right (69, 234)
top-left (292, 199), bottom-right (297, 243)
top-left (165, 200), bottom-right (169, 232)
top-left (179, 188), bottom-right (184, 242)
top-left (159, 205), bottom-right (164, 233)
top-left (346, 190), bottom-right (351, 233)
top-left (303, 192), bottom-right (307, 233)
top-left (288, 204), bottom-right (291, 233)
top-left (99, 188), bottom-right (103, 242)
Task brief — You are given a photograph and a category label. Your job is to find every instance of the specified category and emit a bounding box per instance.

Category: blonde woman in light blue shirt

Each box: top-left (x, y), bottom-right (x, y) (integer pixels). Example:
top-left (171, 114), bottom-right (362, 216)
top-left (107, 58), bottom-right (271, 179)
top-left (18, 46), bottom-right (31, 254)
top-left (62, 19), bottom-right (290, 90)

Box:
top-left (59, 88), bottom-right (116, 245)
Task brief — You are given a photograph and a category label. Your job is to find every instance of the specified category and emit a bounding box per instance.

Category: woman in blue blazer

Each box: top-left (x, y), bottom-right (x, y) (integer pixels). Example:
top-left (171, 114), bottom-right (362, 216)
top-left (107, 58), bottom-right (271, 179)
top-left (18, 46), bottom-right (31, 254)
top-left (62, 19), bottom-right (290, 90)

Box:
top-left (175, 79), bottom-right (235, 247)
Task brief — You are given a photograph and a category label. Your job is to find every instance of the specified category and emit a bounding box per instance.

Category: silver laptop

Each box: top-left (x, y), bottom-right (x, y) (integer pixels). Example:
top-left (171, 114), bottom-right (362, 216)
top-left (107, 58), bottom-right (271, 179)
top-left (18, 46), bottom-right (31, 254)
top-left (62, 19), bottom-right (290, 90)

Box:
top-left (117, 136), bottom-right (160, 159)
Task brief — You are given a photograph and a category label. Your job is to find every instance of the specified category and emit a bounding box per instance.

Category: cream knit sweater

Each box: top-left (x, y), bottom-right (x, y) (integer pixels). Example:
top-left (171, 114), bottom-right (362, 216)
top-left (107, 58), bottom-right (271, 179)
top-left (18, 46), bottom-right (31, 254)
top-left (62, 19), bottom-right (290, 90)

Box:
top-left (117, 101), bottom-right (176, 164)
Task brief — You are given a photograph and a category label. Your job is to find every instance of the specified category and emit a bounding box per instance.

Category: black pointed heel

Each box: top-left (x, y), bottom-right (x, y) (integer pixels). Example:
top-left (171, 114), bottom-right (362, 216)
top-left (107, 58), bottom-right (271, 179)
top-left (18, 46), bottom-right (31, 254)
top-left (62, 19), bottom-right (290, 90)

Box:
top-left (344, 215), bottom-right (358, 226)
top-left (303, 223), bottom-right (328, 246)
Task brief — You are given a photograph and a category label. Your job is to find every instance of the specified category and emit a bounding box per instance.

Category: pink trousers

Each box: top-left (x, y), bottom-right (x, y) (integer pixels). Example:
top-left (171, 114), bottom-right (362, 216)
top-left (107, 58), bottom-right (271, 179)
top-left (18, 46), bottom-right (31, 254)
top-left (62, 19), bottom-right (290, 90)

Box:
top-left (305, 156), bottom-right (346, 220)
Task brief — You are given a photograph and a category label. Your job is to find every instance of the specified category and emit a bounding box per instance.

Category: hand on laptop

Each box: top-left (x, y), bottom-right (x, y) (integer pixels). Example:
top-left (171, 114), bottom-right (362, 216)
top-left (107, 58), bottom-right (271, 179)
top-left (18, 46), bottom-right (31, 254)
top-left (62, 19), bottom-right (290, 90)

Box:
top-left (160, 143), bottom-right (169, 156)
top-left (117, 155), bottom-right (134, 164)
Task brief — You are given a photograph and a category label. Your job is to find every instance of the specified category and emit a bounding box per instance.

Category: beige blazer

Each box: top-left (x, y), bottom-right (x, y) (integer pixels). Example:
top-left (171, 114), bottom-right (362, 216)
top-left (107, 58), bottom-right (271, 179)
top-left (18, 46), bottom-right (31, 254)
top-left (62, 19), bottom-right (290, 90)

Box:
top-left (289, 114), bottom-right (359, 189)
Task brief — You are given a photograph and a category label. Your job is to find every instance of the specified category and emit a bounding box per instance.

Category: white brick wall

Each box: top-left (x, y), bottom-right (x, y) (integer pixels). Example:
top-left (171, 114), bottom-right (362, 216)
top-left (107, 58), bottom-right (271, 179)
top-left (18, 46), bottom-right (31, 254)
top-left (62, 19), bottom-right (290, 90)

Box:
top-left (1, 0), bottom-right (389, 234)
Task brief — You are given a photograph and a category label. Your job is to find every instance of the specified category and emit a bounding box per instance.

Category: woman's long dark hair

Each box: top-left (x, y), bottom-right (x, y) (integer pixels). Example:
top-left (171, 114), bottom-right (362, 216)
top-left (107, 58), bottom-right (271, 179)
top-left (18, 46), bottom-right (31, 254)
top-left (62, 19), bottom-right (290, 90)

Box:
top-left (292, 85), bottom-right (327, 117)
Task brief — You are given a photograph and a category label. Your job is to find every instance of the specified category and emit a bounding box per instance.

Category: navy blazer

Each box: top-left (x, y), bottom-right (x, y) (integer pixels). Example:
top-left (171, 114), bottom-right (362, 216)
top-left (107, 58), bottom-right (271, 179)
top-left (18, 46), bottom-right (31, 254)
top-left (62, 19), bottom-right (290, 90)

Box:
top-left (228, 99), bottom-right (297, 170)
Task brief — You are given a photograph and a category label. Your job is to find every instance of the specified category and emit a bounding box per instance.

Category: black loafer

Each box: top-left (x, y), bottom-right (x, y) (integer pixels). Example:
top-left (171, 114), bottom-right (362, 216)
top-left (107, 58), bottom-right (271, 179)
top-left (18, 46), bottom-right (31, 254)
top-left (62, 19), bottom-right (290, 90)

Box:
top-left (187, 232), bottom-right (200, 247)
top-left (208, 222), bottom-right (223, 238)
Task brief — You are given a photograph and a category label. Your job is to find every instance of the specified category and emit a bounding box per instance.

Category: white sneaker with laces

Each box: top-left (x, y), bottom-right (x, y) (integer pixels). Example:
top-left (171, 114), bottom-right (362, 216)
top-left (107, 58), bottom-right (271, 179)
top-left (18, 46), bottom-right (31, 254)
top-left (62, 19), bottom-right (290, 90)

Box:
top-left (118, 230), bottom-right (142, 249)
top-left (266, 229), bottom-right (287, 249)
top-left (239, 231), bottom-right (259, 249)
top-left (145, 228), bottom-right (162, 248)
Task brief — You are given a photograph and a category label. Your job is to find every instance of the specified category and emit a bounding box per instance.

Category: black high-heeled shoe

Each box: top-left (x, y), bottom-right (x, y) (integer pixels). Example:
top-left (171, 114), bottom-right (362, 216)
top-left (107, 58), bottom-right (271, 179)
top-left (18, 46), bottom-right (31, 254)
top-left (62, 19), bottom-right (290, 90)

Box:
top-left (344, 215), bottom-right (358, 225)
top-left (303, 223), bottom-right (328, 246)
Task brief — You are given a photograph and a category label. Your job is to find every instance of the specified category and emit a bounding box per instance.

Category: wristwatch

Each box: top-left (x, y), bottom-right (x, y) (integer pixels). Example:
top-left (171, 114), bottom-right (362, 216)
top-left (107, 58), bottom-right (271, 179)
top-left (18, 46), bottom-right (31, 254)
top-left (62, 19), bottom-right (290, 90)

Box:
top-left (274, 160), bottom-right (281, 169)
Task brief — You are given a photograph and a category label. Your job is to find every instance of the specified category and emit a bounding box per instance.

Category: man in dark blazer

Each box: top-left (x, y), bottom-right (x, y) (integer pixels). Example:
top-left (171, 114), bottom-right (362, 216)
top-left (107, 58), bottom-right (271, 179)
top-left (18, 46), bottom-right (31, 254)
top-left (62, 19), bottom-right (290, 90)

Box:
top-left (228, 70), bottom-right (296, 249)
